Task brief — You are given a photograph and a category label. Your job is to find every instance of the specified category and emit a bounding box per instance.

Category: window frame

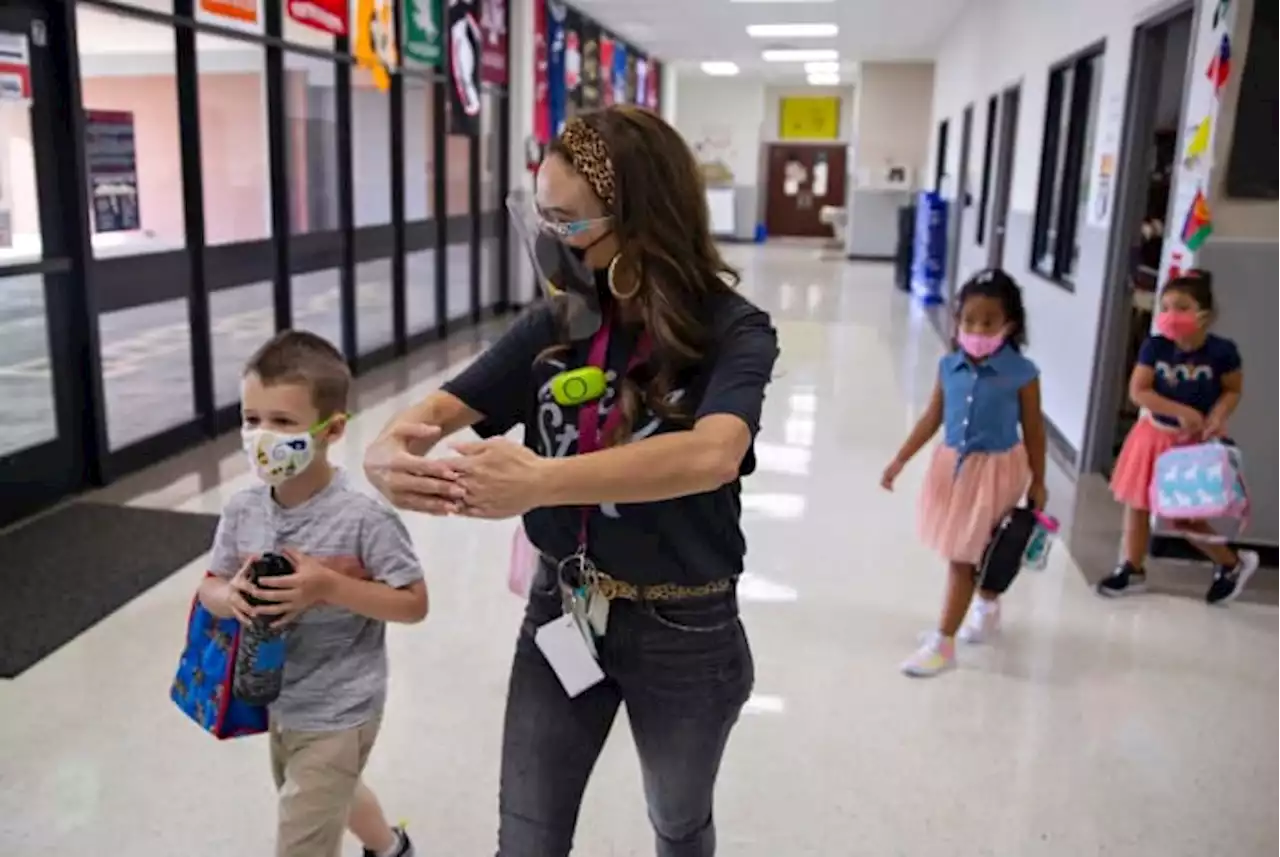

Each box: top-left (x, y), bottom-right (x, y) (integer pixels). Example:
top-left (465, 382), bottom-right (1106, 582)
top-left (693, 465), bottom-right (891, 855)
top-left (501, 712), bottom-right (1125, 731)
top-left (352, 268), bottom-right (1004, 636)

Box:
top-left (975, 93), bottom-right (998, 246)
top-left (1030, 42), bottom-right (1105, 289)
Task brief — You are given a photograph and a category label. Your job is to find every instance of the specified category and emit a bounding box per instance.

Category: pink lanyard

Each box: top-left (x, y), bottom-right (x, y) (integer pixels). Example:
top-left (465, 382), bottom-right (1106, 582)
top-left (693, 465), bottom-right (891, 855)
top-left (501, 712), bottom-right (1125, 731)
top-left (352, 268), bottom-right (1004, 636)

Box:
top-left (574, 315), bottom-right (651, 549)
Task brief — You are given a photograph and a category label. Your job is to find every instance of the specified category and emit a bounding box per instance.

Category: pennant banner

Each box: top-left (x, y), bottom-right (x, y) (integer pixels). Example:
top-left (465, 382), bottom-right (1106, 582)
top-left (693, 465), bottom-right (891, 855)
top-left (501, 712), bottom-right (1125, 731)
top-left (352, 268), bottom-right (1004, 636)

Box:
top-left (403, 0), bottom-right (443, 66)
top-left (354, 0), bottom-right (397, 92)
top-left (447, 0), bottom-right (482, 135)
top-left (480, 0), bottom-right (508, 85)
top-left (563, 7), bottom-right (583, 120)
top-left (288, 0), bottom-right (347, 36)
top-left (547, 1), bottom-right (567, 136)
top-left (600, 35), bottom-right (615, 105)
top-left (580, 20), bottom-right (601, 110)
top-left (533, 0), bottom-right (551, 143)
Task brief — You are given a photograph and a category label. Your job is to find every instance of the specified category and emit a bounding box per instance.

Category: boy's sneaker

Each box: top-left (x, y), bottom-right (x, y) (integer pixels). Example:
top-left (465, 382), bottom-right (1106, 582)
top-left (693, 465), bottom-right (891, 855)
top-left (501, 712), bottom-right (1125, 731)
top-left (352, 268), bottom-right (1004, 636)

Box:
top-left (957, 599), bottom-right (1000, 644)
top-left (1096, 562), bottom-right (1147, 597)
top-left (363, 827), bottom-right (414, 857)
top-left (901, 632), bottom-right (956, 678)
top-left (1206, 550), bottom-right (1259, 605)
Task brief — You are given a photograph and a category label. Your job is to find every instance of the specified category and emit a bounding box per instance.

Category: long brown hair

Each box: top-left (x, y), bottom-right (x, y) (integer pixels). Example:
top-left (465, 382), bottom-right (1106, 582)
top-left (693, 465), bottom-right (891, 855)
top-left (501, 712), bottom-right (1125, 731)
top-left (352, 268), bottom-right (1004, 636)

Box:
top-left (546, 106), bottom-right (739, 443)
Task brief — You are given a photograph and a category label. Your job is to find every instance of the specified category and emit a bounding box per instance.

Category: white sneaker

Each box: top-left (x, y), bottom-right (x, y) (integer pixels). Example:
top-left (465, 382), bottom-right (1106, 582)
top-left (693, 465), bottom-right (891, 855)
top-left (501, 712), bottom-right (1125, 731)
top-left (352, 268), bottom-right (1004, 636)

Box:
top-left (901, 632), bottom-right (956, 678)
top-left (957, 600), bottom-right (1001, 644)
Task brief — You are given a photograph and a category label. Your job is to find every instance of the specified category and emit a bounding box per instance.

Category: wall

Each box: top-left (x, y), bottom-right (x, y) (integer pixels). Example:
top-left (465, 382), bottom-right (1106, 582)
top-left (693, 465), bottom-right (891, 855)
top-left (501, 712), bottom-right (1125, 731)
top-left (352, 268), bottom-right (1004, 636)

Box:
top-left (846, 62), bottom-right (934, 258)
top-left (928, 0), bottom-right (1192, 455)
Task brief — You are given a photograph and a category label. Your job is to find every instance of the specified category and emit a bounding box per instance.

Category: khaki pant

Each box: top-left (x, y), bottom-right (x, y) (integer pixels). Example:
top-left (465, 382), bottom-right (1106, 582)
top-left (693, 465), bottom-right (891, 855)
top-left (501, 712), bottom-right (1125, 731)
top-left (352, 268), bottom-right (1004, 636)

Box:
top-left (270, 717), bottom-right (380, 857)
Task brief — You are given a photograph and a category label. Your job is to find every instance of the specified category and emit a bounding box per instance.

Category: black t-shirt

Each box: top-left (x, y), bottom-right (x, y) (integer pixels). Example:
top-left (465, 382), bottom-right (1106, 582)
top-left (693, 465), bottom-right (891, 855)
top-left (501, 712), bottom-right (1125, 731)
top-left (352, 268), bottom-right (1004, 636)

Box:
top-left (442, 290), bottom-right (779, 586)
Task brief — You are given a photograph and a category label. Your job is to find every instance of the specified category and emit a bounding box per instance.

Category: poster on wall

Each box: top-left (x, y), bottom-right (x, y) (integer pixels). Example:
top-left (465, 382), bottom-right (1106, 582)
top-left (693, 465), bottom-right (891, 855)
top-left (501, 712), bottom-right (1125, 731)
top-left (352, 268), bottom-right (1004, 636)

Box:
top-left (85, 110), bottom-right (141, 234)
top-left (354, 0), bottom-right (397, 91)
top-left (1156, 0), bottom-right (1236, 288)
top-left (403, 0), bottom-right (443, 66)
top-left (447, 0), bottom-right (482, 135)
top-left (612, 40), bottom-right (628, 105)
top-left (599, 34), bottom-right (615, 105)
top-left (563, 7), bottom-right (583, 120)
top-left (287, 0), bottom-right (348, 36)
top-left (480, 0), bottom-right (507, 85)
top-left (533, 0), bottom-right (550, 143)
top-left (547, 1), bottom-right (567, 135)
top-left (580, 19), bottom-right (601, 110)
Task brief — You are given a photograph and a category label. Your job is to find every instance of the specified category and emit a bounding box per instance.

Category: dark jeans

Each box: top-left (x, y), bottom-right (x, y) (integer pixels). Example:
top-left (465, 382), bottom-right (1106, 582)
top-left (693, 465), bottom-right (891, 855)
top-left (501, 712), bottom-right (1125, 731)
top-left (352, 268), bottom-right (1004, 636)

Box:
top-left (496, 565), bottom-right (754, 857)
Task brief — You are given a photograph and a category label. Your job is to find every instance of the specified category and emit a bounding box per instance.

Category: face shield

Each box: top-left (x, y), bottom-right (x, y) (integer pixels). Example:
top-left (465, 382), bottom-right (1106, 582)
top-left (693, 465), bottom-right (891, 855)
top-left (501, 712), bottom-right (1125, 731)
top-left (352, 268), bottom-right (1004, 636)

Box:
top-left (506, 189), bottom-right (608, 340)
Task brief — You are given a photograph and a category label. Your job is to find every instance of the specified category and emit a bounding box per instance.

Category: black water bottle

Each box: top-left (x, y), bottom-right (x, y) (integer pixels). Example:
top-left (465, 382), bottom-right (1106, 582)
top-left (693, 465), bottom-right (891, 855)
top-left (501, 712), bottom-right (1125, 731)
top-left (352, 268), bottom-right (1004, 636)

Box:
top-left (233, 552), bottom-right (293, 706)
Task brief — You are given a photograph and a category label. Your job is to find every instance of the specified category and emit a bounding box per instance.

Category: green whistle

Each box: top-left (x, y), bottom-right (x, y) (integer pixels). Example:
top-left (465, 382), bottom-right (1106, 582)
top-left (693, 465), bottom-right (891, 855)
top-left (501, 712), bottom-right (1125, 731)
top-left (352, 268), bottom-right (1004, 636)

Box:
top-left (551, 367), bottom-right (608, 407)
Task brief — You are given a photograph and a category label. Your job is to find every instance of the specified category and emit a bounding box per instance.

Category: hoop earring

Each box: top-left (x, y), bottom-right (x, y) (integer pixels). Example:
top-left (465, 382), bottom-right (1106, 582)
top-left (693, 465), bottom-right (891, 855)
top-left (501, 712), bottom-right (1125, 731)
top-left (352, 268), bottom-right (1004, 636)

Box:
top-left (607, 255), bottom-right (642, 300)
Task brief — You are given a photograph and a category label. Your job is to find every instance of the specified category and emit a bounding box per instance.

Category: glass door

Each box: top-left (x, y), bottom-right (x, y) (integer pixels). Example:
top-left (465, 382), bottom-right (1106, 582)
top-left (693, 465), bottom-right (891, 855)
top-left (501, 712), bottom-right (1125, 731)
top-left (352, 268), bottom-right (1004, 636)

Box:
top-left (0, 1), bottom-right (84, 525)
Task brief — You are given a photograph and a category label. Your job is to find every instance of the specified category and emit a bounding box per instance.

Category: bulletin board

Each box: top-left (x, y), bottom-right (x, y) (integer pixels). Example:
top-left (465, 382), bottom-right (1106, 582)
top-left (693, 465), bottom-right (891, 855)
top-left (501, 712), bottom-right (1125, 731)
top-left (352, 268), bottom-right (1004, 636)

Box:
top-left (779, 96), bottom-right (840, 140)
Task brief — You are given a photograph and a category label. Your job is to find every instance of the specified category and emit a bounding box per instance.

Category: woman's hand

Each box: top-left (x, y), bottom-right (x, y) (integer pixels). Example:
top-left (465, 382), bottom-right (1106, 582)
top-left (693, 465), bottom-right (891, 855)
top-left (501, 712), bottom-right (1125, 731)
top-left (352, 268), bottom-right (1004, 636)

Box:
top-left (363, 422), bottom-right (467, 515)
top-left (447, 439), bottom-right (549, 519)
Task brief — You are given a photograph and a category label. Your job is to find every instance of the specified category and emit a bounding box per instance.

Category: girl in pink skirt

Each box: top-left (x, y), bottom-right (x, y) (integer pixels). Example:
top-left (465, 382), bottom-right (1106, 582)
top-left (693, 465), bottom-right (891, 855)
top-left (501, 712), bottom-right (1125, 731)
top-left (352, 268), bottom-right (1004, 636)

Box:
top-left (1096, 270), bottom-right (1257, 603)
top-left (881, 270), bottom-right (1047, 677)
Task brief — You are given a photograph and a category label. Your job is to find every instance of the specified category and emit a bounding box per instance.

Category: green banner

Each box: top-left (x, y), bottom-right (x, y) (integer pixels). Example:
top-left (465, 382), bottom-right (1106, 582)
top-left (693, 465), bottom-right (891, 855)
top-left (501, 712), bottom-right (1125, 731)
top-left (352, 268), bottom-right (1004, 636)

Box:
top-left (403, 0), bottom-right (442, 66)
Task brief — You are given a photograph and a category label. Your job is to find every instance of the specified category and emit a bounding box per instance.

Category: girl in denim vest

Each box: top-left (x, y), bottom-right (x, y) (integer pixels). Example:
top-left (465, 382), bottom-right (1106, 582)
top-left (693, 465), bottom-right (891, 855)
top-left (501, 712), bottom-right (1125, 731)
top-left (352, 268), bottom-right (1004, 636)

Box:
top-left (881, 270), bottom-right (1048, 677)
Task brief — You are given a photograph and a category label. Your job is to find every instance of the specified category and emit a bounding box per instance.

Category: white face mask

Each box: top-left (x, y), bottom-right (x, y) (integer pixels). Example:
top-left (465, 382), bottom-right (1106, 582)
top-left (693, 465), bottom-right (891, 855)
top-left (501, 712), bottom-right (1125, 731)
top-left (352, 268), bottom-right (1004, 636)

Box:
top-left (241, 427), bottom-right (317, 486)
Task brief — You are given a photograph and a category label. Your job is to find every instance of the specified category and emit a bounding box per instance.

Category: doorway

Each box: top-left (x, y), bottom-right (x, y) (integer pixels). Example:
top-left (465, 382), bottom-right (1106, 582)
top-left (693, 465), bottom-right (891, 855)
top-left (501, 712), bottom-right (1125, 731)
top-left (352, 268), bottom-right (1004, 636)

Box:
top-left (1082, 5), bottom-right (1193, 475)
top-left (0, 0), bottom-right (96, 524)
top-left (987, 86), bottom-right (1021, 267)
top-left (763, 144), bottom-right (847, 238)
top-left (945, 104), bottom-right (974, 300)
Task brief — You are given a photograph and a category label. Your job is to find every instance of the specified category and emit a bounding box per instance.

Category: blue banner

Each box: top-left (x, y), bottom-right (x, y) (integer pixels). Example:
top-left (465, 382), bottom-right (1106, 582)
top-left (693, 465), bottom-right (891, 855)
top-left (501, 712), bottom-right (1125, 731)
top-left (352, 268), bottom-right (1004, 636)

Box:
top-left (547, 1), bottom-right (567, 135)
top-left (612, 41), bottom-right (627, 105)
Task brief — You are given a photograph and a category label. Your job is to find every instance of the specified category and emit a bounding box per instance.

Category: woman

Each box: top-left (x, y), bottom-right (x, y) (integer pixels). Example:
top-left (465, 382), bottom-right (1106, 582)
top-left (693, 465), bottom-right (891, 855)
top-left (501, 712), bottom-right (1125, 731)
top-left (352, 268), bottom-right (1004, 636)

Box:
top-left (363, 106), bottom-right (778, 857)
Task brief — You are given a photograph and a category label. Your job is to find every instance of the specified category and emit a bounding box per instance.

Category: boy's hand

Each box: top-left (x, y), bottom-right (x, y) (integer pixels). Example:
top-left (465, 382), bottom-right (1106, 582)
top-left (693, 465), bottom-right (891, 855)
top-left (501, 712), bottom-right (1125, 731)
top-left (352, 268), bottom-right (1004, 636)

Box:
top-left (256, 549), bottom-right (337, 628)
top-left (880, 459), bottom-right (904, 491)
top-left (226, 557), bottom-right (262, 626)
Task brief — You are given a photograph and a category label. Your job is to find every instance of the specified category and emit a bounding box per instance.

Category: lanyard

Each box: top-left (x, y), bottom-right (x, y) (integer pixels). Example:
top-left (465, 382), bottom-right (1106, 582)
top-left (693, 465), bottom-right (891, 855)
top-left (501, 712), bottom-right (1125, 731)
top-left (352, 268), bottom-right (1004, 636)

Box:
top-left (574, 314), bottom-right (651, 549)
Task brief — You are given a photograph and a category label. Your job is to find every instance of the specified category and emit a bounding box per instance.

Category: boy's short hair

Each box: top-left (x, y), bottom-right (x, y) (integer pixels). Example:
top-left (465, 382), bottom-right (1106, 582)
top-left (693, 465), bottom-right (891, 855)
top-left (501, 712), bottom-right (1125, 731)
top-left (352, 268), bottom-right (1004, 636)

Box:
top-left (245, 330), bottom-right (350, 417)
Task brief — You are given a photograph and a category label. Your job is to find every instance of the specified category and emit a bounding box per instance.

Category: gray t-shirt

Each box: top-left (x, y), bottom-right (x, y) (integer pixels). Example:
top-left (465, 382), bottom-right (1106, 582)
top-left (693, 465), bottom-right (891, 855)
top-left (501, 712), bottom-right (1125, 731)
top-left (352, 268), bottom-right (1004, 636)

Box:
top-left (208, 470), bottom-right (424, 732)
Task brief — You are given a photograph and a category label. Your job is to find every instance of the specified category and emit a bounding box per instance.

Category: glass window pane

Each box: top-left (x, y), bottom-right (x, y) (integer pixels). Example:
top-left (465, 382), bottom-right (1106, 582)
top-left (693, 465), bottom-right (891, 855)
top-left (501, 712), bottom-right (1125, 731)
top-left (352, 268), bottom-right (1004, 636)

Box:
top-left (357, 258), bottom-right (393, 354)
top-left (404, 76), bottom-right (433, 220)
top-left (197, 34), bottom-right (269, 245)
top-left (1039, 67), bottom-right (1073, 273)
top-left (351, 67), bottom-right (391, 227)
top-left (77, 5), bottom-right (186, 259)
top-left (0, 274), bottom-right (59, 456)
top-left (292, 267), bottom-right (343, 348)
top-left (1069, 55), bottom-right (1103, 277)
top-left (285, 53), bottom-right (339, 234)
top-left (447, 126), bottom-right (471, 322)
top-left (210, 281), bottom-right (274, 407)
top-left (481, 92), bottom-right (502, 309)
top-left (406, 244), bottom-right (437, 336)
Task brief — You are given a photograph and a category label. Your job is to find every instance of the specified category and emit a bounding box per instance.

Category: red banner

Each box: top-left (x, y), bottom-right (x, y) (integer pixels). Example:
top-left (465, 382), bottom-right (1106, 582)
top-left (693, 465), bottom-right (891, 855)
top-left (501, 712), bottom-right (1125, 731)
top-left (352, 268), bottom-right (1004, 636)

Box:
top-left (481, 0), bottom-right (508, 85)
top-left (533, 0), bottom-right (550, 143)
top-left (287, 0), bottom-right (348, 36)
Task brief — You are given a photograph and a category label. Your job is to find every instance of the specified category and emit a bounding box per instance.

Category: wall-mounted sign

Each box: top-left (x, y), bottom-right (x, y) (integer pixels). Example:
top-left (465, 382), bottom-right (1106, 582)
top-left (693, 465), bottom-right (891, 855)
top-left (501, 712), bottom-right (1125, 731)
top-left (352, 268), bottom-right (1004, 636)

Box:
top-left (480, 0), bottom-right (507, 85)
top-left (404, 0), bottom-right (443, 66)
top-left (354, 0), bottom-right (397, 91)
top-left (448, 0), bottom-right (482, 135)
top-left (287, 0), bottom-right (348, 36)
top-left (779, 96), bottom-right (840, 140)
top-left (85, 110), bottom-right (141, 234)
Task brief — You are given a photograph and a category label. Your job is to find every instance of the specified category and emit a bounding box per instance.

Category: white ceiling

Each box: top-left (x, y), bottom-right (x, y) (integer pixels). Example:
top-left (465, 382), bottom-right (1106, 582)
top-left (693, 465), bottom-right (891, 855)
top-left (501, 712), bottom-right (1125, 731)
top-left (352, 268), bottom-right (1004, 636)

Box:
top-left (572, 0), bottom-right (970, 81)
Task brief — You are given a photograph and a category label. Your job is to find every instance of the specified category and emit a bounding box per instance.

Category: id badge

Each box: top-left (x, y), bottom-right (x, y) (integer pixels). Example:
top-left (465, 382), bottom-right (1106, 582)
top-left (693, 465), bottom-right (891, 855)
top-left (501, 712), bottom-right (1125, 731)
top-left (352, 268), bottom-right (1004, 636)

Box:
top-left (534, 615), bottom-right (605, 698)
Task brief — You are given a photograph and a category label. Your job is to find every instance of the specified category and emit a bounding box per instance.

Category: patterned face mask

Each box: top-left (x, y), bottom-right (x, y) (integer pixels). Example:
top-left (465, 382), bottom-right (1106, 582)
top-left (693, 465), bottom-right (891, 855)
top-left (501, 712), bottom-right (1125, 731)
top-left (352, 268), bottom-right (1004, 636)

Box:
top-left (240, 416), bottom-right (340, 486)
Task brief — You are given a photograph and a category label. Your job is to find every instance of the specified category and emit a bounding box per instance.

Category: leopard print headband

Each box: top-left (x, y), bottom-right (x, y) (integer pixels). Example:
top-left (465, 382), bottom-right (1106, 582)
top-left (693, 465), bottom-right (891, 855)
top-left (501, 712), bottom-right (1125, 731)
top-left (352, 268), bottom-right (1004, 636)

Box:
top-left (558, 118), bottom-right (617, 211)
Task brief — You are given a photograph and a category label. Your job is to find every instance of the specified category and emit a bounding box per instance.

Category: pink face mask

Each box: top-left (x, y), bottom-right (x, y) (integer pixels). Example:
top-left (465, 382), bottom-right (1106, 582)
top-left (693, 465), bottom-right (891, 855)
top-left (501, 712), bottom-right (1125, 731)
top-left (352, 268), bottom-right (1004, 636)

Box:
top-left (1155, 309), bottom-right (1202, 340)
top-left (957, 331), bottom-right (1006, 360)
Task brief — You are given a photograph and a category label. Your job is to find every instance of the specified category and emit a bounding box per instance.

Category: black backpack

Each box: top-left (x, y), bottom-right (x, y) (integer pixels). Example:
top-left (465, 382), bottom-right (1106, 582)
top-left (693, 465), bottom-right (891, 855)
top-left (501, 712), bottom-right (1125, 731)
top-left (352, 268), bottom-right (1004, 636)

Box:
top-left (977, 506), bottom-right (1040, 595)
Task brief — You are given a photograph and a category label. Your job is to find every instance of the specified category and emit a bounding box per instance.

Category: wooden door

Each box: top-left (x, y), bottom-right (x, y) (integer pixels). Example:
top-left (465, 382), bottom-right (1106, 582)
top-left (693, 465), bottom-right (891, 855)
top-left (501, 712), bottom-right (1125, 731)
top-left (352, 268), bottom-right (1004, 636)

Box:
top-left (764, 145), bottom-right (847, 238)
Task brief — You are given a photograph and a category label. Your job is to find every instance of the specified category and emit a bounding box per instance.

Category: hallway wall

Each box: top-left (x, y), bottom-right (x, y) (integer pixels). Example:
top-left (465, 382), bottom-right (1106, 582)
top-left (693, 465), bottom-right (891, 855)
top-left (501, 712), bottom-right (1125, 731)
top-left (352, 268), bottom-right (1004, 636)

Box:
top-left (929, 0), bottom-right (1187, 456)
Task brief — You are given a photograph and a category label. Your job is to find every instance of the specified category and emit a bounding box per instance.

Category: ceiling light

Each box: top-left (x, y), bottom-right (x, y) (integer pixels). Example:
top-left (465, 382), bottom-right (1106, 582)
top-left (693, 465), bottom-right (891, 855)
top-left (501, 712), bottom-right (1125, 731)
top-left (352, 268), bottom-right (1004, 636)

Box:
top-left (700, 61), bottom-right (741, 76)
top-left (762, 48), bottom-right (838, 62)
top-left (807, 72), bottom-right (840, 86)
top-left (804, 61), bottom-right (840, 74)
top-left (747, 23), bottom-right (838, 38)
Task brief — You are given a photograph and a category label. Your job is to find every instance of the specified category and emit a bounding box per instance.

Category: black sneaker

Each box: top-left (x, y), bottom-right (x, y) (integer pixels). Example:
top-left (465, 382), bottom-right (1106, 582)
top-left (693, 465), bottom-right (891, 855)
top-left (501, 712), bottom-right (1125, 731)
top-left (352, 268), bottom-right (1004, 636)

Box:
top-left (1097, 562), bottom-right (1147, 597)
top-left (363, 827), bottom-right (414, 857)
top-left (1206, 550), bottom-right (1260, 605)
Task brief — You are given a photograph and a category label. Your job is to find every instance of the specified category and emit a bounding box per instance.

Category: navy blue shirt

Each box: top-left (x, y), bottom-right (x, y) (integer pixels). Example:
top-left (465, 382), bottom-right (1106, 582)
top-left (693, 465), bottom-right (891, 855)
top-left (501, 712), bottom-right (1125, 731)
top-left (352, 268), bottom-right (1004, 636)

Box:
top-left (442, 291), bottom-right (779, 586)
top-left (1138, 333), bottom-right (1241, 427)
top-left (939, 345), bottom-right (1039, 456)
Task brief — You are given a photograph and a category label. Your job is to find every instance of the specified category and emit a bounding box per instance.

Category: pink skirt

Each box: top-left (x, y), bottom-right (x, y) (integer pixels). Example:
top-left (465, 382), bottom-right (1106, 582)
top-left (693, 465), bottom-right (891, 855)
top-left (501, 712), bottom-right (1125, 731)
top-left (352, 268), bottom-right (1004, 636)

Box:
top-left (919, 444), bottom-right (1031, 564)
top-left (1110, 415), bottom-right (1189, 511)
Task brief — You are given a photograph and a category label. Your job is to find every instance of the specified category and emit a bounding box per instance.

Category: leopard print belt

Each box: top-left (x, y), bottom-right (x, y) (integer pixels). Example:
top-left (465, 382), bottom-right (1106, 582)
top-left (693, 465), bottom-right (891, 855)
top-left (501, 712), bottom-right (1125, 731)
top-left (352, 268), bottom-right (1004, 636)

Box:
top-left (550, 558), bottom-right (736, 602)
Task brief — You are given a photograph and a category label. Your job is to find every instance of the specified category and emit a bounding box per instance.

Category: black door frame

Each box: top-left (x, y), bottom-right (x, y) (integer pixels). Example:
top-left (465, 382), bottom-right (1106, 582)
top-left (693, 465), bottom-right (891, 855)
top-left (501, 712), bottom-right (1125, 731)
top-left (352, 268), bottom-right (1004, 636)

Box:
top-left (987, 84), bottom-right (1022, 268)
top-left (0, 0), bottom-right (515, 527)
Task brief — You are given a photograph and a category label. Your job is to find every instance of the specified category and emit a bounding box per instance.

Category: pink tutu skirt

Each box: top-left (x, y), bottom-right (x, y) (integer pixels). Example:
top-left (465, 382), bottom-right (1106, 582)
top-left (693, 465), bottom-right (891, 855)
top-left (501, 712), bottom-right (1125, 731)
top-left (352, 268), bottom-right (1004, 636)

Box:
top-left (1110, 415), bottom-right (1189, 511)
top-left (919, 444), bottom-right (1031, 564)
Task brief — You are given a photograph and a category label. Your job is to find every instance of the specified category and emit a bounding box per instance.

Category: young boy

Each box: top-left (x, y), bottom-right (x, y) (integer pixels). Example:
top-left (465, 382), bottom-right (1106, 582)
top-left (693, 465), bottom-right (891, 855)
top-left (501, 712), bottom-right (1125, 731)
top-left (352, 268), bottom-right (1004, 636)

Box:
top-left (198, 330), bottom-right (426, 857)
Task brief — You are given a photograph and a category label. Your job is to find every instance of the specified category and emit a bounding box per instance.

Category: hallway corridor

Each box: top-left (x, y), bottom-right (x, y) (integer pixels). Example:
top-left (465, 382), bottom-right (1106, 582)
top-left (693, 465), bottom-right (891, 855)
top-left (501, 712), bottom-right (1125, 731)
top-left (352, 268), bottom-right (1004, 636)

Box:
top-left (0, 245), bottom-right (1275, 857)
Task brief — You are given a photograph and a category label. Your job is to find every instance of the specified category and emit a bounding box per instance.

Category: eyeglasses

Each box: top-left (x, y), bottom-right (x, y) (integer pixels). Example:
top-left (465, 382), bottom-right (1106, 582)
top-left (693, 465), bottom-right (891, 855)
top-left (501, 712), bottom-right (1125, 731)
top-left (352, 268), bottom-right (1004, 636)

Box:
top-left (537, 213), bottom-right (613, 238)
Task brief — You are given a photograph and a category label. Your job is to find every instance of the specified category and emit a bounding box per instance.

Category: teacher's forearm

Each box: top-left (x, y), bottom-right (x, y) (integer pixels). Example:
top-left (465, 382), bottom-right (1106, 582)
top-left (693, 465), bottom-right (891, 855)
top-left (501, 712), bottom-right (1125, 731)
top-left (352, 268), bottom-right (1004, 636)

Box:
top-left (379, 391), bottom-right (482, 453)
top-left (539, 432), bottom-right (740, 506)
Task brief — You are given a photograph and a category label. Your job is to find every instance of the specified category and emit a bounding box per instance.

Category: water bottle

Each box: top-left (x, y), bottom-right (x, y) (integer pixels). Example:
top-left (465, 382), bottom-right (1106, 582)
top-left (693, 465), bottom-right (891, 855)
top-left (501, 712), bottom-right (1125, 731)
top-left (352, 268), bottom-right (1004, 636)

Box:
top-left (233, 552), bottom-right (293, 706)
top-left (1022, 511), bottom-right (1061, 571)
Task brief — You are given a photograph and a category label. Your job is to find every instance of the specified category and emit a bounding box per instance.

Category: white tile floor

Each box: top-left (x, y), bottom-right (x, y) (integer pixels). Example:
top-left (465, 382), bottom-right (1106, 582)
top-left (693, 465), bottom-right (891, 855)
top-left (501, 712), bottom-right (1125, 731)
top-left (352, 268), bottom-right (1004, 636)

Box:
top-left (0, 245), bottom-right (1275, 856)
